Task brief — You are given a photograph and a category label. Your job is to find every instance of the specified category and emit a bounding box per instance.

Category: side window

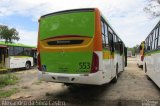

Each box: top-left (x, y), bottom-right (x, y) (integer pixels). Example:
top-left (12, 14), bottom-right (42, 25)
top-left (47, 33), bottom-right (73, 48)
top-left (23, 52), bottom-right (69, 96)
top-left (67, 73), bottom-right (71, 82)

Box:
top-left (150, 34), bottom-right (153, 50)
top-left (158, 25), bottom-right (160, 48)
top-left (114, 34), bottom-right (117, 51)
top-left (8, 47), bottom-right (14, 56)
top-left (145, 38), bottom-right (149, 51)
top-left (148, 36), bottom-right (151, 50)
top-left (155, 28), bottom-right (158, 49)
top-left (108, 31), bottom-right (114, 52)
top-left (24, 48), bottom-right (31, 56)
top-left (101, 19), bottom-right (109, 50)
top-left (101, 21), bottom-right (105, 34)
top-left (104, 23), bottom-right (109, 49)
top-left (101, 21), bottom-right (106, 48)
top-left (14, 47), bottom-right (24, 56)
top-left (152, 31), bottom-right (155, 50)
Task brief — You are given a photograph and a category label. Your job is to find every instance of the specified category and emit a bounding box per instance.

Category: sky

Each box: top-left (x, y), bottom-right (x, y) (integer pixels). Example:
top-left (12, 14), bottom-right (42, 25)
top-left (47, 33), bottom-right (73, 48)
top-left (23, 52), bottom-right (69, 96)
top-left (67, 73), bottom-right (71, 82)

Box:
top-left (0, 0), bottom-right (159, 47)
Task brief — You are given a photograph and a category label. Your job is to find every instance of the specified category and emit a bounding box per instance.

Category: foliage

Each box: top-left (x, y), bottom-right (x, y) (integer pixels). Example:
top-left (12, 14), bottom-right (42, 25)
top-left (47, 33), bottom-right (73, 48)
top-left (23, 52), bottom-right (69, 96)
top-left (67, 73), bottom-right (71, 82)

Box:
top-left (127, 45), bottom-right (139, 56)
top-left (144, 0), bottom-right (160, 18)
top-left (0, 25), bottom-right (20, 43)
top-left (0, 74), bottom-right (19, 88)
top-left (0, 88), bottom-right (18, 98)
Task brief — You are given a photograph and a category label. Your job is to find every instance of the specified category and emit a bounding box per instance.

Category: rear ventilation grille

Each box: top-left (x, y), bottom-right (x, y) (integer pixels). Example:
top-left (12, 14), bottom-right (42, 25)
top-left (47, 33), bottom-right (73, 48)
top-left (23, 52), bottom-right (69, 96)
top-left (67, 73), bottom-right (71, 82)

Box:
top-left (47, 40), bottom-right (83, 45)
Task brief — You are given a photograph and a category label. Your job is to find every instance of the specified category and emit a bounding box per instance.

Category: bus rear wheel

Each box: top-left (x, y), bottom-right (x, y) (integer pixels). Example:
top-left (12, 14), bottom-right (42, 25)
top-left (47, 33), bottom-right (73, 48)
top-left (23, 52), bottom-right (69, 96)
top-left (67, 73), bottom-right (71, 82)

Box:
top-left (25, 61), bottom-right (31, 70)
top-left (112, 64), bottom-right (118, 83)
top-left (145, 63), bottom-right (147, 73)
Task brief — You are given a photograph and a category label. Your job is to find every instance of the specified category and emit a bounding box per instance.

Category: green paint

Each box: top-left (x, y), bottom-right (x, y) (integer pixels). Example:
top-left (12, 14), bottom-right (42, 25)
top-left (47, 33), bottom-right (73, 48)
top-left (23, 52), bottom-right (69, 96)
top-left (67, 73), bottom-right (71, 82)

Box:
top-left (39, 12), bottom-right (95, 40)
top-left (41, 51), bottom-right (93, 74)
top-left (0, 41), bottom-right (36, 48)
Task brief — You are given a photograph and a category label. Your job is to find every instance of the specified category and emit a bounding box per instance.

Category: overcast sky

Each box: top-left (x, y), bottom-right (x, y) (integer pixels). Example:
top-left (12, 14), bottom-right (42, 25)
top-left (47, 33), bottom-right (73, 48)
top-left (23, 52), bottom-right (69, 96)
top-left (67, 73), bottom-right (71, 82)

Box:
top-left (0, 0), bottom-right (159, 47)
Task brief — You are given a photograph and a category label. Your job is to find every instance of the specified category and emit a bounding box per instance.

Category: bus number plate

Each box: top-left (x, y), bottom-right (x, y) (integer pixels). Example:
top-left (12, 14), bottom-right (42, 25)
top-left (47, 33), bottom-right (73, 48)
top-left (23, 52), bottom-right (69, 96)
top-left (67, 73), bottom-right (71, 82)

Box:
top-left (57, 77), bottom-right (69, 82)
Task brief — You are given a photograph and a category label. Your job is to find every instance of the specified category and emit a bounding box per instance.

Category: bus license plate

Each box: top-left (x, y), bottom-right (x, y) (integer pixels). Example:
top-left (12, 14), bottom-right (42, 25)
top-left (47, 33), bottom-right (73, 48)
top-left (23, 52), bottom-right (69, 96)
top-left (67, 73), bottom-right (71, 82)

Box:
top-left (57, 77), bottom-right (69, 82)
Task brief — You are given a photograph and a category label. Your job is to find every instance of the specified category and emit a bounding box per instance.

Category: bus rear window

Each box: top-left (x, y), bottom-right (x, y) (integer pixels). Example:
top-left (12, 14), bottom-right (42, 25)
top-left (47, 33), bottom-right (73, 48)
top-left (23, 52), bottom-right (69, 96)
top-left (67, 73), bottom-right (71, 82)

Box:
top-left (47, 40), bottom-right (84, 45)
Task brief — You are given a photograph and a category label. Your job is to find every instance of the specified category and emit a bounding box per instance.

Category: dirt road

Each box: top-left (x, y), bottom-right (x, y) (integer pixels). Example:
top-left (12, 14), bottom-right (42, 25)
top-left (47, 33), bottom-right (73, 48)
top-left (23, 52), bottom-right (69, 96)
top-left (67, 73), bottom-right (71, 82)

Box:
top-left (1, 58), bottom-right (160, 105)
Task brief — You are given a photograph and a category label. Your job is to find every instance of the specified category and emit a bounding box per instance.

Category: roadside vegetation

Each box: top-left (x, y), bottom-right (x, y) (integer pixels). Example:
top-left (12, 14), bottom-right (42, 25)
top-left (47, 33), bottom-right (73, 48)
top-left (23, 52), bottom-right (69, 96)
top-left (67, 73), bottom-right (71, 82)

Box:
top-left (0, 74), bottom-right (19, 98)
top-left (0, 74), bottom-right (19, 88)
top-left (0, 88), bottom-right (18, 98)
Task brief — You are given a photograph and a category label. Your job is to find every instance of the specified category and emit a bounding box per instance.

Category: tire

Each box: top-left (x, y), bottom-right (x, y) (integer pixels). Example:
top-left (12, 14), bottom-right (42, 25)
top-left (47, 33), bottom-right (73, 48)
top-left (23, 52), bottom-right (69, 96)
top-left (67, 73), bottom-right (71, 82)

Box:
top-left (25, 62), bottom-right (31, 70)
top-left (112, 64), bottom-right (118, 83)
top-left (145, 63), bottom-right (147, 73)
top-left (146, 75), bottom-right (151, 80)
top-left (138, 64), bottom-right (143, 69)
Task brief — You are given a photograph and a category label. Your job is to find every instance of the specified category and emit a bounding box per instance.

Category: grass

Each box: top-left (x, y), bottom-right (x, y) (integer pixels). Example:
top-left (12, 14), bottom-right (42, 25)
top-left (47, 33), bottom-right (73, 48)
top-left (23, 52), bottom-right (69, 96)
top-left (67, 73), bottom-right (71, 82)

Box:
top-left (0, 74), bottom-right (19, 88)
top-left (0, 88), bottom-right (18, 98)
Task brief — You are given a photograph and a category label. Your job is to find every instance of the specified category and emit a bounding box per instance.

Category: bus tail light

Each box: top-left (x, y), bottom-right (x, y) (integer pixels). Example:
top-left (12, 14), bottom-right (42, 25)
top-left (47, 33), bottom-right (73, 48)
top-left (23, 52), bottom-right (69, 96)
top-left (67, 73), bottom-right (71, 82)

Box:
top-left (37, 53), bottom-right (42, 71)
top-left (91, 52), bottom-right (99, 73)
top-left (141, 56), bottom-right (144, 61)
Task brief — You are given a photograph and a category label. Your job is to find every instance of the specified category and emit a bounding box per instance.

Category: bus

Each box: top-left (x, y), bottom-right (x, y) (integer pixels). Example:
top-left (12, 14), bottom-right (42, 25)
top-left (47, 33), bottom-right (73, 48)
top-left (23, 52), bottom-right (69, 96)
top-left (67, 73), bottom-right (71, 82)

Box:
top-left (37, 8), bottom-right (127, 85)
top-left (143, 20), bottom-right (160, 88)
top-left (0, 41), bottom-right (37, 70)
top-left (137, 41), bottom-right (145, 68)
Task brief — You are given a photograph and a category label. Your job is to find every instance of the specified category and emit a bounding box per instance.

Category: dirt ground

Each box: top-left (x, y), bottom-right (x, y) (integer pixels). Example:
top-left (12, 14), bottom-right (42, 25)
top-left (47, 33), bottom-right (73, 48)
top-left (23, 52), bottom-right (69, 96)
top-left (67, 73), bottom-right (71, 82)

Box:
top-left (0, 57), bottom-right (160, 105)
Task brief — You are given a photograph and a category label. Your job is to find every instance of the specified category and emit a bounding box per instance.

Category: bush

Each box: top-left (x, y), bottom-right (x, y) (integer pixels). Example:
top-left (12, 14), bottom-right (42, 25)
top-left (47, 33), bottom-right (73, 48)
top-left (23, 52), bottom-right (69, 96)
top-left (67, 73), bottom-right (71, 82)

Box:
top-left (0, 74), bottom-right (19, 88)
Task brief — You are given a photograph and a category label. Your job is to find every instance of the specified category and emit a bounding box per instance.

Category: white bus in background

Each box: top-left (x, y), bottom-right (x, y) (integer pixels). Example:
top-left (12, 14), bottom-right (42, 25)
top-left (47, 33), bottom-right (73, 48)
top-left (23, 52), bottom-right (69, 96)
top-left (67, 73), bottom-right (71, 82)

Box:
top-left (137, 41), bottom-right (145, 68)
top-left (0, 41), bottom-right (37, 70)
top-left (143, 20), bottom-right (160, 88)
top-left (127, 51), bottom-right (132, 57)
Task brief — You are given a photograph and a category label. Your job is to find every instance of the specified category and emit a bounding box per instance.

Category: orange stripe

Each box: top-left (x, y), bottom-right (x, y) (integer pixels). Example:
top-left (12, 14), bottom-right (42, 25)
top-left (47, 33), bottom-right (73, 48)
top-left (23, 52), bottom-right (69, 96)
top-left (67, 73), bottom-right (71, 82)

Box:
top-left (93, 8), bottom-right (102, 51)
top-left (37, 19), bottom-right (40, 52)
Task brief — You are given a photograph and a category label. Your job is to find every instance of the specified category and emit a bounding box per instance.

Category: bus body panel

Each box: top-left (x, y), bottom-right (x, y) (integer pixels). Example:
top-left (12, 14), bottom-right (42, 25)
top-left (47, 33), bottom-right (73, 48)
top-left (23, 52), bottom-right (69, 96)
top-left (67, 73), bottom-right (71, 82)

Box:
top-left (5, 56), bottom-right (33, 69)
top-left (39, 12), bottom-right (95, 40)
top-left (38, 69), bottom-right (110, 85)
top-left (39, 11), bottom-right (96, 74)
top-left (40, 51), bottom-right (93, 74)
top-left (144, 52), bottom-right (160, 88)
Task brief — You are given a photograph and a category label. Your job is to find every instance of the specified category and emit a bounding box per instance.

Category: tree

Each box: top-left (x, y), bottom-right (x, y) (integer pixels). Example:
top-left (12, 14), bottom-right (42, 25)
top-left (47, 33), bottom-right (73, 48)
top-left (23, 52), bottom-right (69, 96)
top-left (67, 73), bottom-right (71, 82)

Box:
top-left (144, 0), bottom-right (160, 18)
top-left (127, 45), bottom-right (139, 56)
top-left (0, 25), bottom-right (20, 43)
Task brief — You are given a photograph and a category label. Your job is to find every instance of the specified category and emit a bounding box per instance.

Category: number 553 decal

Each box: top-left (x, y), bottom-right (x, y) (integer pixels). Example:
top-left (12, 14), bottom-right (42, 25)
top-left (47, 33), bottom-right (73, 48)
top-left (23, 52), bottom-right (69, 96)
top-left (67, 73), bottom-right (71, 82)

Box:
top-left (79, 62), bottom-right (91, 70)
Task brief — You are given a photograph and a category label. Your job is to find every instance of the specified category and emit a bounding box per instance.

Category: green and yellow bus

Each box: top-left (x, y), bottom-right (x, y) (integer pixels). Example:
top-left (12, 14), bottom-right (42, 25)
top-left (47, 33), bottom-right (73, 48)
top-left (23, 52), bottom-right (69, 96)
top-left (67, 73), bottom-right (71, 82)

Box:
top-left (143, 20), bottom-right (160, 88)
top-left (37, 8), bottom-right (127, 85)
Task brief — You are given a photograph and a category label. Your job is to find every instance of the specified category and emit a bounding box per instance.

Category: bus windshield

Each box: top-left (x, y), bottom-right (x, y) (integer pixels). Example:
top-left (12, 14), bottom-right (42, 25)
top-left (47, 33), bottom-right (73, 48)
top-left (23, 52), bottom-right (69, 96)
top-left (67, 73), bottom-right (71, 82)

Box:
top-left (39, 11), bottom-right (95, 40)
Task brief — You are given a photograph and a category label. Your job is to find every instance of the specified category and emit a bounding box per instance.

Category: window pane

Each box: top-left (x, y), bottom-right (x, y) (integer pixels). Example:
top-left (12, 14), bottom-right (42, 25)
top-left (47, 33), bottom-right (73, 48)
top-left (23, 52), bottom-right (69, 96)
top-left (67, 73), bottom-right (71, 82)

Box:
top-left (158, 26), bottom-right (160, 47)
top-left (24, 48), bottom-right (31, 56)
top-left (14, 47), bottom-right (24, 56)
top-left (104, 23), bottom-right (109, 45)
top-left (8, 47), bottom-right (14, 56)
top-left (102, 35), bottom-right (105, 48)
top-left (101, 21), bottom-right (105, 34)
top-left (158, 36), bottom-right (160, 47)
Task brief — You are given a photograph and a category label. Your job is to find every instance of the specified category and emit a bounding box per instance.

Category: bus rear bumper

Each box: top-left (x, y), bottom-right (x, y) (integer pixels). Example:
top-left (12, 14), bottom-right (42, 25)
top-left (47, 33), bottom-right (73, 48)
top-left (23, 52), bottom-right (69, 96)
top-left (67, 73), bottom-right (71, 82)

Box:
top-left (37, 71), bottom-right (108, 85)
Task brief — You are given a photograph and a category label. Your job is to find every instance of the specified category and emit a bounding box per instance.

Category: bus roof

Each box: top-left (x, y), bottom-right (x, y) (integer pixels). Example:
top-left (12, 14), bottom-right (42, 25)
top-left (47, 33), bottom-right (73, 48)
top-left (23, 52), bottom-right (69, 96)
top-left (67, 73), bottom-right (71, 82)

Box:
top-left (0, 41), bottom-right (36, 48)
top-left (41, 8), bottom-right (95, 18)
